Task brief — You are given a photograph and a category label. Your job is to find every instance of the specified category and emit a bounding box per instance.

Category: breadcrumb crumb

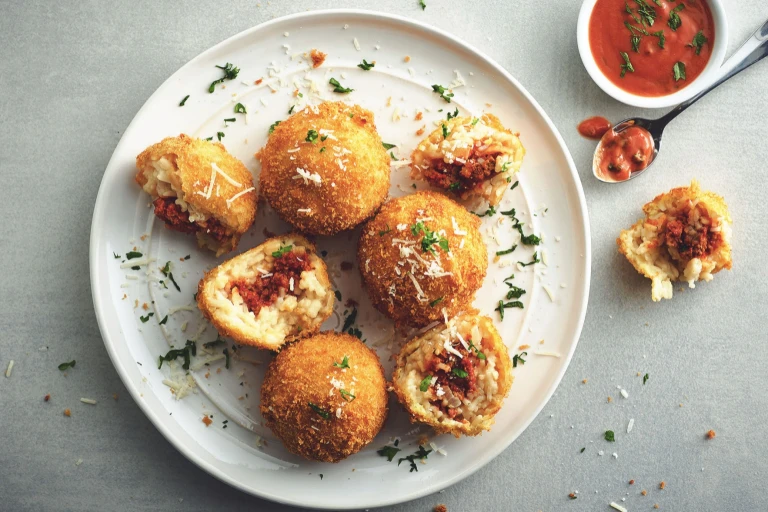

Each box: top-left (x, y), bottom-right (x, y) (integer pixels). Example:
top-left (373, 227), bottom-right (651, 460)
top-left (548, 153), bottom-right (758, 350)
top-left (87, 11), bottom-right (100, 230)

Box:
top-left (64, 408), bottom-right (71, 417)
top-left (706, 429), bottom-right (716, 439)
top-left (641, 490), bottom-right (648, 496)
top-left (202, 415), bottom-right (213, 426)
top-left (659, 481), bottom-right (666, 490)
top-left (434, 505), bottom-right (447, 512)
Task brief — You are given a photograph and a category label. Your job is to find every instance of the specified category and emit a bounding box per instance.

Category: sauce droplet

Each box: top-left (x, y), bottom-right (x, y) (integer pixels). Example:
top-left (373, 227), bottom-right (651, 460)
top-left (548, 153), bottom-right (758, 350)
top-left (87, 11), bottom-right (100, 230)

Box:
top-left (578, 116), bottom-right (612, 140)
top-left (595, 126), bottom-right (654, 182)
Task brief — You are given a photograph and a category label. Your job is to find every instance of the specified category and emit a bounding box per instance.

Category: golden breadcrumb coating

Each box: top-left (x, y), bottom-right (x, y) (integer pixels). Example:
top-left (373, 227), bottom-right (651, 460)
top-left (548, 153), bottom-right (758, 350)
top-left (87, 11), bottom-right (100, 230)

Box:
top-left (392, 313), bottom-right (512, 437)
top-left (135, 134), bottom-right (256, 255)
top-left (617, 180), bottom-right (733, 301)
top-left (197, 234), bottom-right (334, 350)
top-left (410, 114), bottom-right (525, 208)
top-left (260, 332), bottom-right (388, 462)
top-left (357, 191), bottom-right (487, 328)
top-left (257, 101), bottom-right (390, 235)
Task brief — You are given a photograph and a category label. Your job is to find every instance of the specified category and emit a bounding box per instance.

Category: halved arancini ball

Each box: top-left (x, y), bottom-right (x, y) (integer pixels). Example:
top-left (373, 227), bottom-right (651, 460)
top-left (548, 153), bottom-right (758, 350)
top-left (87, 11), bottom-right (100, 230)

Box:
top-left (135, 134), bottom-right (257, 256)
top-left (260, 332), bottom-right (388, 462)
top-left (197, 234), bottom-right (334, 350)
top-left (256, 101), bottom-right (390, 235)
top-left (410, 114), bottom-right (525, 209)
top-left (357, 191), bottom-right (488, 328)
top-left (392, 313), bottom-right (512, 437)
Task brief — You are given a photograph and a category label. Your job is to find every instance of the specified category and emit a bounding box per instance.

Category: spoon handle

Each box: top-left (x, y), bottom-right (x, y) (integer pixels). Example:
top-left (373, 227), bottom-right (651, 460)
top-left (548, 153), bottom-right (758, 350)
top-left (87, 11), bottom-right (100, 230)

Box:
top-left (658, 19), bottom-right (768, 125)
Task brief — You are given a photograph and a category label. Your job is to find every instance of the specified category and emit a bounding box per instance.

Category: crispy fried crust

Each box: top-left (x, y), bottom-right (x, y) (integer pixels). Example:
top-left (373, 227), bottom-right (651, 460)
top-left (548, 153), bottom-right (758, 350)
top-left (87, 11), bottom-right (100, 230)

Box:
top-left (257, 102), bottom-right (390, 235)
top-left (197, 234), bottom-right (334, 350)
top-left (392, 314), bottom-right (512, 437)
top-left (357, 191), bottom-right (488, 328)
top-left (260, 332), bottom-right (388, 462)
top-left (617, 180), bottom-right (733, 301)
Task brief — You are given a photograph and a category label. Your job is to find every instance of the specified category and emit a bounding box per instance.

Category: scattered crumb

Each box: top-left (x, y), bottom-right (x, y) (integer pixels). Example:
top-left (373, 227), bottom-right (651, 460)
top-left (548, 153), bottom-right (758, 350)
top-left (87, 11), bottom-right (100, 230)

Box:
top-left (607, 396), bottom-right (613, 403)
top-left (404, 55), bottom-right (411, 63)
top-left (568, 493), bottom-right (577, 500)
top-left (706, 429), bottom-right (716, 439)
top-left (202, 415), bottom-right (213, 427)
top-left (416, 125), bottom-right (426, 136)
top-left (641, 490), bottom-right (648, 496)
top-left (142, 302), bottom-right (149, 310)
top-left (539, 339), bottom-right (545, 345)
top-left (254, 78), bottom-right (263, 85)
top-left (64, 408), bottom-right (71, 417)
top-left (659, 481), bottom-right (666, 490)
top-left (140, 234), bottom-right (148, 241)
top-left (415, 111), bottom-right (423, 121)
top-left (654, 505), bottom-right (660, 509)
top-left (44, 394), bottom-right (51, 402)
top-left (629, 479), bottom-right (635, 485)
top-left (637, 372), bottom-right (642, 376)
top-left (518, 344), bottom-right (530, 350)
top-left (113, 393), bottom-right (119, 401)
top-left (582, 378), bottom-right (588, 384)
top-left (434, 505), bottom-right (447, 512)
top-left (386, 96), bottom-right (392, 107)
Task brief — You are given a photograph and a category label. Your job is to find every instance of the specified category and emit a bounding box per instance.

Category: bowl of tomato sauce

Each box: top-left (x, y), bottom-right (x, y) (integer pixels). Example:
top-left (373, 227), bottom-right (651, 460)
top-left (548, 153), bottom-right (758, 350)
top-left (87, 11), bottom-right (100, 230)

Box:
top-left (577, 0), bottom-right (728, 108)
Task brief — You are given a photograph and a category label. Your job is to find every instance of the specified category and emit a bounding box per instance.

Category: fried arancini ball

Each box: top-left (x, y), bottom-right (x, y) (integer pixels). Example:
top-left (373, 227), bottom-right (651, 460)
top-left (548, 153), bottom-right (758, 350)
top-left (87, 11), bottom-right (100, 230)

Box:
top-left (357, 191), bottom-right (487, 328)
top-left (257, 102), bottom-right (390, 235)
top-left (260, 332), bottom-right (388, 462)
top-left (617, 180), bottom-right (733, 301)
top-left (392, 313), bottom-right (512, 437)
top-left (410, 114), bottom-right (525, 208)
top-left (197, 234), bottom-right (334, 350)
top-left (136, 134), bottom-right (257, 256)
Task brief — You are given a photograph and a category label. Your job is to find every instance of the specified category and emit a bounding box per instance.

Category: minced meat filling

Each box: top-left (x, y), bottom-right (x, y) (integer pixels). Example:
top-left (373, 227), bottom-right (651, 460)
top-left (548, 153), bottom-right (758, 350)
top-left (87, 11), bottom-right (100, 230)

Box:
top-left (664, 210), bottom-right (722, 261)
top-left (425, 342), bottom-right (478, 418)
top-left (153, 197), bottom-right (229, 242)
top-left (424, 152), bottom-right (497, 193)
top-left (231, 251), bottom-right (311, 316)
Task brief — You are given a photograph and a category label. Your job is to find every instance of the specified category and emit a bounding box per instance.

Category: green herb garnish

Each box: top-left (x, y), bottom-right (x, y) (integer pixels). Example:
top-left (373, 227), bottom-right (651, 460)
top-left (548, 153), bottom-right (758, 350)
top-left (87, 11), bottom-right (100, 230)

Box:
top-left (448, 182), bottom-right (461, 191)
top-left (643, 373), bottom-right (650, 385)
top-left (305, 129), bottom-right (319, 144)
top-left (446, 108), bottom-right (459, 120)
top-left (329, 77), bottom-right (354, 93)
top-left (159, 315), bottom-right (168, 325)
top-left (519, 252), bottom-right (540, 267)
top-left (468, 340), bottom-right (486, 360)
top-left (496, 300), bottom-right (524, 320)
top-left (377, 445), bottom-right (401, 461)
top-left (333, 355), bottom-right (350, 369)
top-left (398, 445), bottom-right (432, 472)
top-left (419, 375), bottom-right (433, 392)
top-left (223, 117), bottom-right (236, 126)
top-left (631, 35), bottom-right (641, 53)
top-left (451, 368), bottom-right (468, 378)
top-left (429, 296), bottom-right (444, 307)
top-left (652, 30), bottom-right (666, 48)
top-left (620, 52), bottom-right (635, 78)
top-left (634, 0), bottom-right (657, 26)
top-left (179, 95), bottom-right (190, 106)
top-left (411, 222), bottom-right (449, 253)
top-left (203, 338), bottom-right (226, 349)
top-left (223, 347), bottom-right (230, 369)
top-left (342, 308), bottom-right (358, 333)
top-left (309, 402), bottom-right (331, 419)
top-left (268, 120), bottom-right (281, 134)
top-left (160, 261), bottom-right (180, 292)
top-left (339, 389), bottom-right (356, 402)
top-left (605, 430), bottom-right (616, 442)
top-left (234, 102), bottom-right (247, 114)
top-left (390, 151), bottom-right (398, 161)
top-left (687, 30), bottom-right (708, 55)
top-left (334, 289), bottom-right (341, 301)
top-left (668, 3), bottom-right (684, 31)
top-left (378, 224), bottom-right (392, 236)
top-left (419, 0), bottom-right (426, 9)
top-left (358, 59), bottom-right (375, 71)
top-left (431, 84), bottom-right (454, 103)
top-left (510, 181), bottom-right (519, 191)
top-left (158, 340), bottom-right (196, 370)
top-left (271, 245), bottom-right (293, 258)
top-left (441, 123), bottom-right (450, 139)
top-left (216, 131), bottom-right (225, 141)
top-left (113, 252), bottom-right (121, 259)
top-left (208, 62), bottom-right (240, 93)
top-left (673, 61), bottom-right (686, 81)
top-left (505, 283), bottom-right (526, 300)
top-left (58, 360), bottom-right (76, 371)
top-left (382, 142), bottom-right (396, 150)
top-left (125, 251), bottom-right (143, 260)
top-left (496, 245), bottom-right (517, 256)
top-left (512, 351), bottom-right (527, 367)
top-left (474, 205), bottom-right (497, 218)
top-left (140, 312), bottom-right (154, 323)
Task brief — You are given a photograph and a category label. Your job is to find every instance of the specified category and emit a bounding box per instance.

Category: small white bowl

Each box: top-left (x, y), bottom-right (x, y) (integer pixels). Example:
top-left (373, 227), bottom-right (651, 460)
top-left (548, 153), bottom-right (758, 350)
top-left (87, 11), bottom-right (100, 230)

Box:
top-left (577, 0), bottom-right (728, 109)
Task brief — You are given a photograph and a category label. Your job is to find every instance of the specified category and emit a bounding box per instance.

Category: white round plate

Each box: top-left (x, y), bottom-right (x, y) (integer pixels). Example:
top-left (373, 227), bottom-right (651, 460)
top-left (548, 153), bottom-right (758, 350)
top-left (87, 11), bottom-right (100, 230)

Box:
top-left (90, 9), bottom-right (590, 510)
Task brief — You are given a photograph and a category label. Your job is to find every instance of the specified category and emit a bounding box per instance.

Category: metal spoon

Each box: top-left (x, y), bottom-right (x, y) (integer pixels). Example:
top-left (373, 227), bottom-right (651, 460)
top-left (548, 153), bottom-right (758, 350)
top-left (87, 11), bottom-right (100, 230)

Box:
top-left (594, 18), bottom-right (768, 183)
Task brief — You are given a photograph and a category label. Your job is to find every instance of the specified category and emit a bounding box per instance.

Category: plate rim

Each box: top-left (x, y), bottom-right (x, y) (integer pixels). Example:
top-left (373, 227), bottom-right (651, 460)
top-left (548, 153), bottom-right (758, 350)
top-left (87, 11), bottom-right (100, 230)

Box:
top-left (89, 8), bottom-right (592, 509)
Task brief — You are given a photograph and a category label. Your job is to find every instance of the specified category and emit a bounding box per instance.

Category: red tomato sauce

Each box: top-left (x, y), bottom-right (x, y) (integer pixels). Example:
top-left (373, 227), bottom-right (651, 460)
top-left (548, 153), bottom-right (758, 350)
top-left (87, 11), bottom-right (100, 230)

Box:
top-left (578, 116), bottom-right (612, 139)
top-left (595, 126), bottom-right (654, 182)
top-left (589, 0), bottom-right (715, 96)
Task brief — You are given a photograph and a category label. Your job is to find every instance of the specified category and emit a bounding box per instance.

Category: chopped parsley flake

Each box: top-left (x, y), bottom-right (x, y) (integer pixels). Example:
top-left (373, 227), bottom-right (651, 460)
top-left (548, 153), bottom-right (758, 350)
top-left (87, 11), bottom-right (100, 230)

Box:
top-left (234, 102), bottom-right (247, 114)
top-left (429, 296), bottom-right (444, 307)
top-left (58, 360), bottom-right (76, 371)
top-left (441, 123), bottom-right (450, 139)
top-left (139, 312), bottom-right (154, 323)
top-left (333, 355), bottom-right (350, 369)
top-left (471, 117), bottom-right (480, 126)
top-left (125, 251), bottom-right (143, 260)
top-left (620, 51), bottom-right (635, 78)
top-left (398, 445), bottom-right (432, 472)
top-left (329, 77), bottom-right (354, 93)
top-left (223, 347), bottom-right (231, 369)
top-left (643, 373), bottom-right (650, 385)
top-left (631, 35), bottom-right (641, 53)
top-left (496, 245), bottom-right (517, 256)
top-left (634, 0), bottom-right (657, 26)
top-left (113, 252), bottom-right (121, 259)
top-left (390, 151), bottom-right (398, 161)
top-left (448, 182), bottom-right (461, 192)
top-left (378, 224), bottom-right (392, 236)
top-left (668, 3), bottom-right (684, 31)
top-left (431, 84), bottom-right (454, 103)
top-left (160, 261), bottom-right (181, 292)
top-left (605, 430), bottom-right (616, 442)
top-left (382, 142), bottom-right (396, 150)
top-left (419, 0), bottom-right (426, 10)
top-left (308, 402), bottom-right (331, 419)
top-left (377, 445), bottom-right (401, 461)
top-left (305, 129), bottom-right (319, 144)
top-left (358, 59), bottom-right (375, 70)
top-left (510, 181), bottom-right (519, 191)
top-left (687, 30), bottom-right (708, 55)
top-left (179, 95), bottom-right (190, 106)
top-left (271, 245), bottom-right (293, 258)
top-left (342, 308), bottom-right (358, 334)
top-left (652, 30), bottom-right (666, 49)
top-left (474, 205), bottom-right (497, 217)
top-left (451, 367), bottom-right (468, 378)
top-left (446, 108), bottom-right (459, 120)
top-left (512, 351), bottom-right (527, 367)
top-left (268, 120), bottom-right (281, 134)
top-left (203, 337), bottom-right (226, 349)
top-left (208, 62), bottom-right (240, 93)
top-left (216, 131), bottom-right (225, 141)
top-left (223, 117), bottom-right (236, 126)
top-left (496, 300), bottom-right (524, 320)
top-left (468, 340), bottom-right (486, 360)
top-left (673, 61), bottom-right (686, 81)
top-left (334, 289), bottom-right (342, 301)
top-left (183, 254), bottom-right (191, 260)
top-left (339, 389), bottom-right (356, 402)
top-left (419, 375), bottom-right (433, 392)
top-left (519, 252), bottom-right (540, 267)
top-left (159, 315), bottom-right (168, 325)
top-left (411, 222), bottom-right (449, 253)
top-left (158, 340), bottom-right (196, 370)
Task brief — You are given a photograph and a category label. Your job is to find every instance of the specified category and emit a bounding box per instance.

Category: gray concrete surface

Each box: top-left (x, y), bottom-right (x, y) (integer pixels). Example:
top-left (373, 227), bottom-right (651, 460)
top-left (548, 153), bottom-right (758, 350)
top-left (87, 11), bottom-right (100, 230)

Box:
top-left (1, 1), bottom-right (767, 510)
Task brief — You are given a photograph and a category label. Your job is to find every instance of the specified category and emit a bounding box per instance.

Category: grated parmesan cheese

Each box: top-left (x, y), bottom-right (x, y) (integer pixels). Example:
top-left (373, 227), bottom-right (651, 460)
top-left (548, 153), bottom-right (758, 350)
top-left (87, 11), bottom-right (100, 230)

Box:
top-left (609, 502), bottom-right (628, 512)
top-left (353, 37), bottom-right (361, 51)
top-left (627, 418), bottom-right (635, 433)
top-left (5, 360), bottom-right (14, 378)
top-left (80, 398), bottom-right (97, 405)
top-left (542, 284), bottom-right (555, 301)
top-left (534, 350), bottom-right (561, 358)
